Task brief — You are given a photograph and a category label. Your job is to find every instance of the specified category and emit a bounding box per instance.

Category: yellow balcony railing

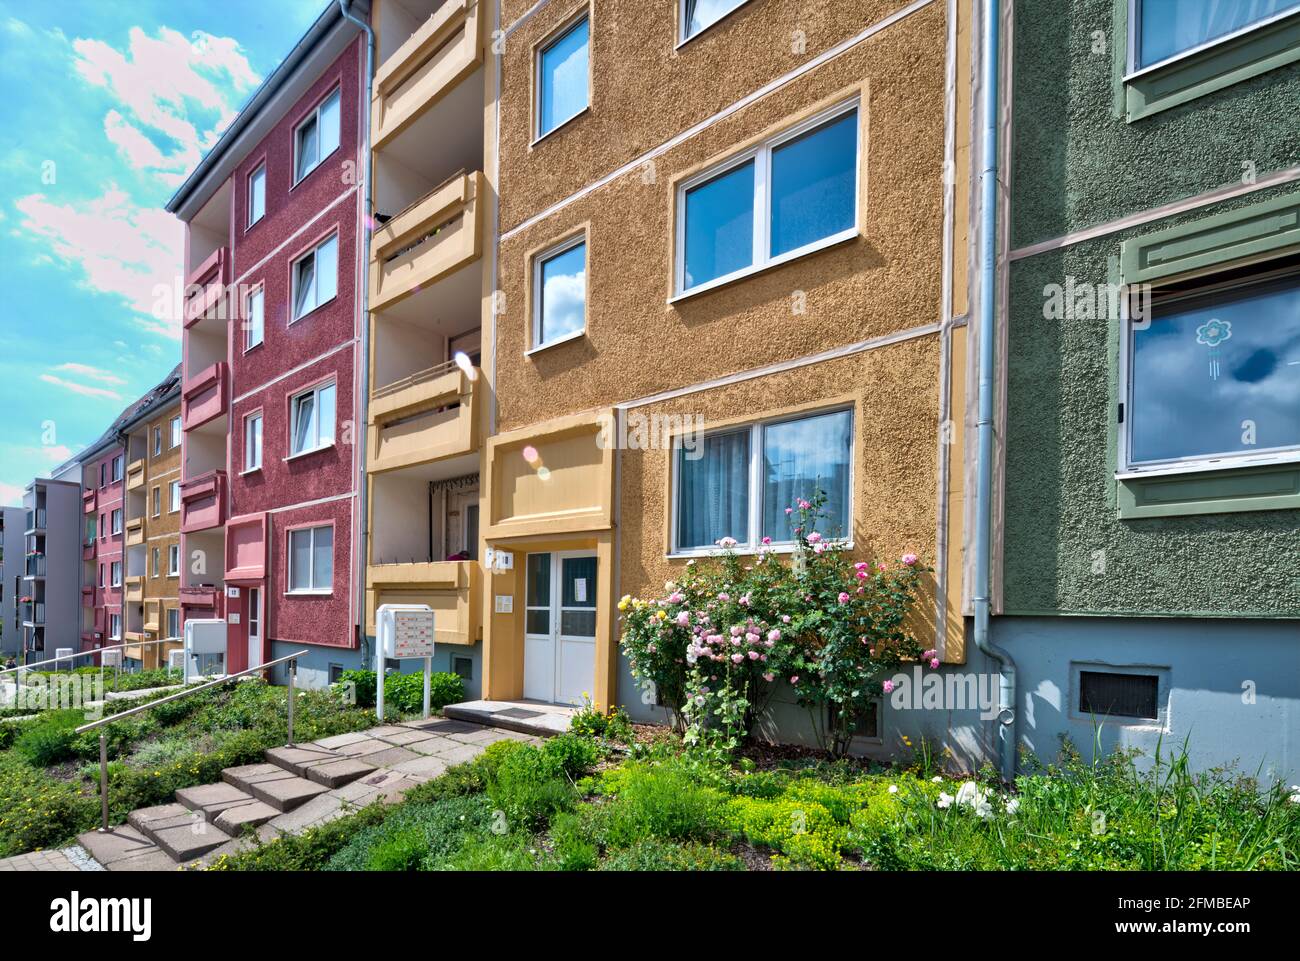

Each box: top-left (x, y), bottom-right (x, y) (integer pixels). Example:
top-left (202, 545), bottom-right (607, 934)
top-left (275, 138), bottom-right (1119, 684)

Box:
top-left (368, 361), bottom-right (480, 474)
top-left (143, 599), bottom-right (161, 633)
top-left (125, 575), bottom-right (144, 603)
top-left (125, 516), bottom-right (145, 547)
top-left (126, 459), bottom-right (146, 492)
top-left (369, 171), bottom-right (484, 311)
top-left (372, 0), bottom-right (485, 150)
top-left (365, 559), bottom-right (481, 645)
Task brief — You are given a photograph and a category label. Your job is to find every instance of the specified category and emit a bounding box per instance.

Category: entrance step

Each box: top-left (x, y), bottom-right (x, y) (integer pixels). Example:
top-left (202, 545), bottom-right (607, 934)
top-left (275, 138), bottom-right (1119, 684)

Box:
top-left (127, 803), bottom-right (233, 861)
top-left (77, 825), bottom-right (176, 872)
top-left (264, 745), bottom-right (377, 788)
top-left (443, 699), bottom-right (574, 738)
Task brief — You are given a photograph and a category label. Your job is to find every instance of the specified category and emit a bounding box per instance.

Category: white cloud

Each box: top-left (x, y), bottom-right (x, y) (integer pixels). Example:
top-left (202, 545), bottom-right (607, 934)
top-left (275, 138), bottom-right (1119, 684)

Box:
top-left (0, 481), bottom-right (26, 506)
top-left (39, 373), bottom-right (124, 401)
top-left (52, 362), bottom-right (126, 386)
top-left (15, 186), bottom-right (184, 338)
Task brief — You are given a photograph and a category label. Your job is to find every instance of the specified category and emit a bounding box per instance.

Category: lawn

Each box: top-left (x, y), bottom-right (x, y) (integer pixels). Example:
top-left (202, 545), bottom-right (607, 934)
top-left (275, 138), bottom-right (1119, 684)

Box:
top-left (208, 709), bottom-right (1300, 872)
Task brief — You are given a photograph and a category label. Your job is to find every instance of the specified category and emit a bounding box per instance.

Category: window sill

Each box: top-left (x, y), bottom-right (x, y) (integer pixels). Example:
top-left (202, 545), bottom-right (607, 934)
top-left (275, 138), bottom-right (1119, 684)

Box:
top-left (288, 293), bottom-right (338, 327)
top-left (1124, 10), bottom-right (1300, 121)
top-left (1116, 458), bottom-right (1300, 519)
top-left (526, 329), bottom-right (586, 356)
top-left (666, 540), bottom-right (854, 560)
top-left (674, 0), bottom-right (754, 50)
top-left (285, 589), bottom-right (333, 597)
top-left (531, 107), bottom-right (590, 149)
top-left (239, 466), bottom-right (263, 477)
top-left (285, 443), bottom-right (335, 463)
top-left (243, 340), bottom-right (264, 355)
top-left (669, 229), bottom-right (858, 304)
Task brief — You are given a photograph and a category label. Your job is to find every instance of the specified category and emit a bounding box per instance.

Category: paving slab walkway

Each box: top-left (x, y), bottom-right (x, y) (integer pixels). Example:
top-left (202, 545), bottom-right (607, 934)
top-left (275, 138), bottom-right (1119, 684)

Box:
top-left (0, 716), bottom-right (540, 872)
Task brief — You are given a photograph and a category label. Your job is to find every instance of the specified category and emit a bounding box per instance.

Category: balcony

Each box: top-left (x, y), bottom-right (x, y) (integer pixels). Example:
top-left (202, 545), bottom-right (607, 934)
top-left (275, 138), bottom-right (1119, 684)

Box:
top-left (372, 0), bottom-right (485, 151)
top-left (81, 584), bottom-right (94, 604)
top-left (180, 470), bottom-right (227, 533)
top-left (82, 539), bottom-right (95, 561)
top-left (370, 171), bottom-right (484, 311)
top-left (368, 361), bottom-right (480, 474)
top-left (182, 361), bottom-right (229, 431)
top-left (25, 553), bottom-right (46, 578)
top-left (143, 599), bottom-right (161, 633)
top-left (365, 559), bottom-right (480, 645)
top-left (180, 585), bottom-right (222, 617)
top-left (125, 575), bottom-right (144, 604)
top-left (83, 489), bottom-right (97, 513)
top-left (25, 508), bottom-right (46, 533)
top-left (126, 458), bottom-right (146, 491)
top-left (126, 516), bottom-right (145, 547)
top-left (183, 247), bottom-right (230, 329)
top-left (22, 602), bottom-right (45, 626)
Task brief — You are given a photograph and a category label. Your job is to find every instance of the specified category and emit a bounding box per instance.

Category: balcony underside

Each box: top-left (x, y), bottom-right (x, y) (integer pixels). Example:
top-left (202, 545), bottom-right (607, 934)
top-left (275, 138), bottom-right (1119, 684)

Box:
top-left (365, 559), bottom-right (481, 645)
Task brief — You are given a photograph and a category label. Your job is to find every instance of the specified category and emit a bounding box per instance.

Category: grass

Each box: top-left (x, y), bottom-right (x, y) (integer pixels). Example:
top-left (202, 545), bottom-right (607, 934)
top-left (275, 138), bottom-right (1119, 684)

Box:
top-left (207, 730), bottom-right (1300, 872)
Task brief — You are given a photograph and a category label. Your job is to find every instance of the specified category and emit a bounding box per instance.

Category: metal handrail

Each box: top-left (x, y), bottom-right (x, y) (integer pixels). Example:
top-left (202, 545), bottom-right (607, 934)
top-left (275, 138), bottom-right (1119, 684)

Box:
top-left (0, 637), bottom-right (181, 677)
top-left (76, 648), bottom-right (310, 831)
top-left (371, 357), bottom-right (464, 400)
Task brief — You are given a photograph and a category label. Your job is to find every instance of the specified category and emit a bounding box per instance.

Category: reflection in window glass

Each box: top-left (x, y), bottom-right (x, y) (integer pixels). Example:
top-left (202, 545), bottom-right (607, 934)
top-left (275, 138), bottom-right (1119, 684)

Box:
top-left (537, 242), bottom-right (586, 345)
top-left (676, 429), bottom-right (750, 549)
top-left (538, 17), bottom-right (589, 137)
top-left (1137, 0), bottom-right (1300, 67)
top-left (770, 111), bottom-right (857, 257)
top-left (683, 161), bottom-right (754, 289)
top-left (762, 409), bottom-right (853, 540)
top-left (683, 0), bottom-right (747, 39)
top-left (1129, 273), bottom-right (1300, 464)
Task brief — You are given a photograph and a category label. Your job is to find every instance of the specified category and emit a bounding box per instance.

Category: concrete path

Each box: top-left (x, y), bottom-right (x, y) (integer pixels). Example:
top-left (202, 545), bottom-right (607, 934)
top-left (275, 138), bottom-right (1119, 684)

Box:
top-left (0, 716), bottom-right (538, 872)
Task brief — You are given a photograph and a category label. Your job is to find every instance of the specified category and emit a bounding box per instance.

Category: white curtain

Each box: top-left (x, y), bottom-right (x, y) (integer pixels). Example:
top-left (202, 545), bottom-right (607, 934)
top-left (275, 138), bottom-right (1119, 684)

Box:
top-left (677, 430), bottom-right (750, 548)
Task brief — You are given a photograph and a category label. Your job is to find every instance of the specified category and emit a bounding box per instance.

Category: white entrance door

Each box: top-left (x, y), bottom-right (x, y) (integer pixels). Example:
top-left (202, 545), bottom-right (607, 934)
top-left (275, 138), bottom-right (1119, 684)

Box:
top-left (522, 551), bottom-right (597, 705)
top-left (247, 587), bottom-right (262, 669)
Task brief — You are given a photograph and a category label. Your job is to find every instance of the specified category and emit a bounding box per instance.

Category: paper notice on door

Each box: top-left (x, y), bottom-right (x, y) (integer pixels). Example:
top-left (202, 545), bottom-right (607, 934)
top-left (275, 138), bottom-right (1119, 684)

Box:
top-left (574, 578), bottom-right (587, 602)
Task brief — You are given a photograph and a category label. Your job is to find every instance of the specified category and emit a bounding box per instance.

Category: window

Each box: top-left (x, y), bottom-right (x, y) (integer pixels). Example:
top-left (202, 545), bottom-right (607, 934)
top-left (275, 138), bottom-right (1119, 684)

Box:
top-left (169, 481), bottom-right (180, 513)
top-left (1130, 0), bottom-right (1300, 70)
top-left (288, 525), bottom-right (333, 593)
top-left (248, 164), bottom-right (266, 226)
top-left (98, 563), bottom-right (105, 588)
top-left (674, 407), bottom-right (853, 552)
top-left (99, 463), bottom-right (106, 488)
top-left (328, 663), bottom-right (345, 684)
top-left (152, 547), bottom-right (160, 578)
top-left (152, 486), bottom-right (160, 517)
top-left (1079, 670), bottom-right (1159, 720)
top-left (170, 416), bottom-right (181, 448)
top-left (168, 544), bottom-right (179, 576)
top-left (245, 412), bottom-right (263, 471)
top-left (111, 561), bottom-right (122, 587)
top-left (152, 427), bottom-right (162, 456)
top-left (245, 287), bottom-right (264, 349)
top-left (532, 237), bottom-right (586, 349)
top-left (112, 455), bottom-right (124, 482)
top-left (166, 608), bottom-right (180, 639)
top-left (1124, 264), bottom-right (1300, 470)
top-left (289, 382), bottom-right (336, 456)
top-left (294, 87), bottom-right (341, 183)
top-left (99, 514), bottom-right (105, 539)
top-left (111, 509), bottom-right (122, 535)
top-left (291, 234), bottom-right (339, 320)
top-left (453, 655), bottom-right (474, 680)
top-left (681, 0), bottom-right (748, 41)
top-left (110, 614), bottom-right (121, 640)
top-left (536, 14), bottom-right (589, 138)
top-left (676, 102), bottom-right (859, 296)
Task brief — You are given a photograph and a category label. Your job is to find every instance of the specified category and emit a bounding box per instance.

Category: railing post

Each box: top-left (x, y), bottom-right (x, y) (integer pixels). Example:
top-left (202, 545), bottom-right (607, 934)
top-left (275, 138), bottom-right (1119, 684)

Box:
top-left (99, 732), bottom-right (109, 832)
top-left (286, 659), bottom-right (296, 747)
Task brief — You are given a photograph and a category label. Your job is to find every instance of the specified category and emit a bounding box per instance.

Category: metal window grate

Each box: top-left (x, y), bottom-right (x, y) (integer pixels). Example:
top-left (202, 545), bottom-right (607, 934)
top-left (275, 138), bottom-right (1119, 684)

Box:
top-left (1079, 670), bottom-right (1159, 719)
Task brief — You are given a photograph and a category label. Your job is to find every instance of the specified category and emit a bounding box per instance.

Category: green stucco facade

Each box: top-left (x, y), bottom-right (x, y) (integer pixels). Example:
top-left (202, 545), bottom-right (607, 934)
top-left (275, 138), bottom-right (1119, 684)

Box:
top-left (1002, 0), bottom-right (1300, 617)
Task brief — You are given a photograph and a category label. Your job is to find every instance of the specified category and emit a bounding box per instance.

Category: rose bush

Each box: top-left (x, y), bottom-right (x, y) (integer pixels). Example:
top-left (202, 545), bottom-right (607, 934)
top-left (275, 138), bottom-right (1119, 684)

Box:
top-left (619, 491), bottom-right (931, 757)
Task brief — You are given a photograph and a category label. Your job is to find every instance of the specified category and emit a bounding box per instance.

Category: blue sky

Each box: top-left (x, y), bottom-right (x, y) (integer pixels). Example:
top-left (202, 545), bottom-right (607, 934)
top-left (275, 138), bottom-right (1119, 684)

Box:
top-left (0, 0), bottom-right (329, 504)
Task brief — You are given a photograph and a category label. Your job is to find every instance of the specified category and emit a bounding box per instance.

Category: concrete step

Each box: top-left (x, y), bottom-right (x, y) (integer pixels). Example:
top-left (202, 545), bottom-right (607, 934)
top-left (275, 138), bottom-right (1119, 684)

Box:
top-left (264, 745), bottom-right (377, 787)
top-left (222, 762), bottom-right (300, 795)
top-left (77, 825), bottom-right (177, 872)
top-left (213, 799), bottom-right (280, 835)
top-left (222, 762), bottom-right (328, 811)
top-left (127, 803), bottom-right (232, 862)
top-left (175, 781), bottom-right (258, 822)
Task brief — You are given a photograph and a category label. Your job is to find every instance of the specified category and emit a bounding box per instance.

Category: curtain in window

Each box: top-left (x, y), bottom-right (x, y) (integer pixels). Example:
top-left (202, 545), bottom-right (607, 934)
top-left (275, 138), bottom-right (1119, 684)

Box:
top-left (289, 530), bottom-right (311, 591)
top-left (1139, 0), bottom-right (1297, 66)
top-left (312, 526), bottom-right (333, 590)
top-left (761, 409), bottom-right (852, 540)
top-left (293, 393), bottom-right (316, 453)
top-left (677, 429), bottom-right (750, 548)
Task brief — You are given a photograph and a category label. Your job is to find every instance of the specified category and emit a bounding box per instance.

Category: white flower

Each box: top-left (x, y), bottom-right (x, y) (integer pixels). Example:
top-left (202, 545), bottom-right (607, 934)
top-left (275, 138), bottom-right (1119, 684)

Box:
top-left (888, 784), bottom-right (898, 794)
top-left (931, 776), bottom-right (943, 783)
top-left (954, 781), bottom-right (981, 807)
top-left (973, 798), bottom-right (994, 820)
top-left (936, 792), bottom-right (954, 809)
top-left (1005, 797), bottom-right (1020, 816)
top-left (664, 581), bottom-right (676, 591)
top-left (1288, 786), bottom-right (1300, 804)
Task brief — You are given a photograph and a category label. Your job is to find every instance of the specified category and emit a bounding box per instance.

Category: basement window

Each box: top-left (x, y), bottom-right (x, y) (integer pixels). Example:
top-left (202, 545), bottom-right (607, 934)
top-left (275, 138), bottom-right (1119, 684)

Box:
top-left (1078, 670), bottom-right (1159, 720)
top-left (453, 656), bottom-right (473, 680)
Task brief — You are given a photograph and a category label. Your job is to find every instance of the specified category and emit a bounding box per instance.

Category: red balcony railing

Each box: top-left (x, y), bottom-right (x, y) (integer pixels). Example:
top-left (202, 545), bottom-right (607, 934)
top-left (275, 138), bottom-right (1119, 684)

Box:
top-left (180, 469), bottom-right (227, 533)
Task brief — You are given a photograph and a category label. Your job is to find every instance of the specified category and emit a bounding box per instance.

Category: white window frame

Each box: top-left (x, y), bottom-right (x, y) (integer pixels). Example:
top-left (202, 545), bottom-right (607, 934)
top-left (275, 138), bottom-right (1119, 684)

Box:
top-left (530, 234), bottom-right (587, 353)
top-left (1125, 0), bottom-right (1300, 78)
top-left (111, 455), bottom-right (124, 482)
top-left (169, 481), bottom-right (181, 513)
top-left (111, 508), bottom-right (122, 535)
top-left (244, 411), bottom-right (263, 472)
top-left (290, 233), bottom-right (339, 322)
top-left (288, 381), bottom-right (336, 458)
top-left (167, 544), bottom-right (180, 576)
top-left (293, 87), bottom-right (341, 185)
top-left (287, 525), bottom-right (333, 595)
top-left (111, 561), bottom-right (122, 587)
top-left (668, 404), bottom-right (855, 557)
top-left (166, 607), bottom-right (180, 639)
top-left (678, 0), bottom-right (751, 46)
top-left (533, 11), bottom-right (591, 143)
top-left (170, 416), bottom-right (181, 448)
top-left (672, 98), bottom-right (861, 300)
top-left (1115, 264), bottom-right (1300, 479)
top-left (152, 547), bottom-right (160, 578)
top-left (110, 613), bottom-right (121, 641)
top-left (245, 286), bottom-right (265, 350)
top-left (152, 427), bottom-right (162, 456)
top-left (152, 486), bottom-right (161, 518)
top-left (248, 163), bottom-right (266, 227)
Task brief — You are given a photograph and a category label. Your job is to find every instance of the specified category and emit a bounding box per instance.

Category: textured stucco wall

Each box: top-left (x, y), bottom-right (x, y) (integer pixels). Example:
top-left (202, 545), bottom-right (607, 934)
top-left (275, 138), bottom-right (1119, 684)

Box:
top-left (1009, 0), bottom-right (1300, 249)
top-left (86, 447), bottom-right (124, 645)
top-left (494, 0), bottom-right (949, 430)
top-left (142, 404), bottom-right (181, 625)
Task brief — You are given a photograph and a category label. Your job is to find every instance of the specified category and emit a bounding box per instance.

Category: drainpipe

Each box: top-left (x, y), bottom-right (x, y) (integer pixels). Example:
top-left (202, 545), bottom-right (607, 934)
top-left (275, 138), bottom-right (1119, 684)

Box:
top-left (338, 0), bottom-right (375, 666)
top-left (973, 0), bottom-right (1017, 784)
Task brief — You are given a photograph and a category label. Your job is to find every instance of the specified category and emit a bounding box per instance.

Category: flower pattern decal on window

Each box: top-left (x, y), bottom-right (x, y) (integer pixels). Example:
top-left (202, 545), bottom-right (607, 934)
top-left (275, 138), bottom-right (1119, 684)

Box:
top-left (1196, 317), bottom-right (1232, 381)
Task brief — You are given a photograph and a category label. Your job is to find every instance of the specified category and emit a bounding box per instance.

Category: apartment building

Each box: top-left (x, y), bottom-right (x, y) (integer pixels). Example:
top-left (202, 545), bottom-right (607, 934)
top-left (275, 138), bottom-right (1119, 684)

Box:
top-left (165, 5), bottom-right (369, 687)
top-left (79, 431), bottom-right (127, 654)
top-left (20, 477), bottom-right (81, 659)
top-left (120, 369), bottom-right (183, 669)
top-left (0, 506), bottom-right (24, 659)
top-left (988, 0), bottom-right (1300, 780)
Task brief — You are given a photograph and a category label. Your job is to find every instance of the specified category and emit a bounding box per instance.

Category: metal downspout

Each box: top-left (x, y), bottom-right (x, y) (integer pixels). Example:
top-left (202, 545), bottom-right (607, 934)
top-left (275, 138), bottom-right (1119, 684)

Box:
top-left (338, 0), bottom-right (375, 663)
top-left (973, 0), bottom-right (1017, 783)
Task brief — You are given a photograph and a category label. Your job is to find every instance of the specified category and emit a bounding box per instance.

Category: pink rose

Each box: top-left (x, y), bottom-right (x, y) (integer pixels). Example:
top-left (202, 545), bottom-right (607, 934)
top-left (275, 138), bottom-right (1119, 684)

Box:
top-left (763, 673), bottom-right (775, 682)
top-left (883, 680), bottom-right (895, 693)
top-left (837, 592), bottom-right (850, 604)
top-left (676, 611), bottom-right (690, 627)
top-left (930, 657), bottom-right (940, 669)
top-left (767, 629), bottom-right (781, 643)
top-left (731, 653), bottom-right (744, 664)
top-left (902, 553), bottom-right (918, 566)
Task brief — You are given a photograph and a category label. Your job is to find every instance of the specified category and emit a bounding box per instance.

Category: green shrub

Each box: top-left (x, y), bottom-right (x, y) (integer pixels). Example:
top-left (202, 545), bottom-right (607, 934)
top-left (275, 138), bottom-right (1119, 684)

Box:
top-left (13, 709), bottom-right (84, 767)
top-left (598, 838), bottom-right (744, 871)
top-left (0, 754), bottom-right (99, 857)
top-left (602, 760), bottom-right (724, 846)
top-left (208, 803), bottom-right (390, 871)
top-left (542, 734), bottom-right (599, 777)
top-left (326, 795), bottom-right (494, 871)
top-left (486, 743), bottom-right (575, 830)
top-left (336, 669), bottom-right (463, 715)
top-left (725, 796), bottom-right (846, 870)
top-left (549, 810), bottom-right (599, 870)
top-left (441, 832), bottom-right (549, 871)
